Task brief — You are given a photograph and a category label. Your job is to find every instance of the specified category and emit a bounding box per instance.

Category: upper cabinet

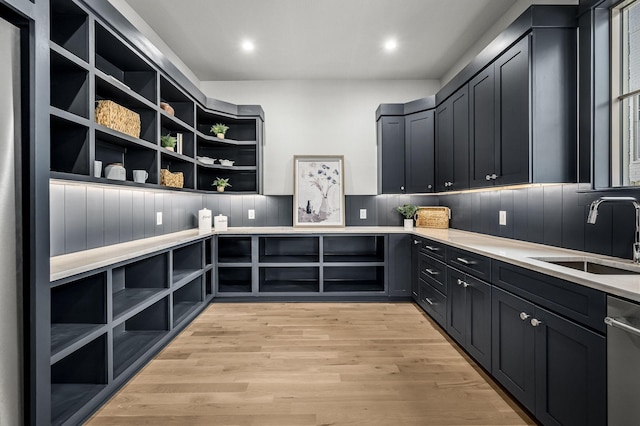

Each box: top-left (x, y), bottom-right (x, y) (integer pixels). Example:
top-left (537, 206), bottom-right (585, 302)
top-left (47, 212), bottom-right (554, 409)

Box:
top-left (376, 100), bottom-right (435, 194)
top-left (468, 30), bottom-right (577, 188)
top-left (49, 0), bottom-right (264, 194)
top-left (436, 85), bottom-right (469, 192)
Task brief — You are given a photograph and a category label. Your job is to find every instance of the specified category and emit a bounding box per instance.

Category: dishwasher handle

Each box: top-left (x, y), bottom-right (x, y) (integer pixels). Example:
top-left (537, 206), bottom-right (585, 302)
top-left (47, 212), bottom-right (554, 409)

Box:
top-left (605, 316), bottom-right (640, 338)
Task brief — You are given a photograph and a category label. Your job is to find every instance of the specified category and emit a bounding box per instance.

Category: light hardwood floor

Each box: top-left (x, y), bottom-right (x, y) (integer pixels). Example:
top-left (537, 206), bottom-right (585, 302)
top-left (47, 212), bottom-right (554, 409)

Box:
top-left (87, 303), bottom-right (536, 426)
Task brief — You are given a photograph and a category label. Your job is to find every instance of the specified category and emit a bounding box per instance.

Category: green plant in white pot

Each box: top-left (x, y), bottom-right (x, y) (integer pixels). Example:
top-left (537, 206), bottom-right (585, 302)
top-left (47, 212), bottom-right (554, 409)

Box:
top-left (212, 177), bottom-right (231, 192)
top-left (160, 134), bottom-right (177, 151)
top-left (210, 123), bottom-right (229, 139)
top-left (396, 204), bottom-right (419, 229)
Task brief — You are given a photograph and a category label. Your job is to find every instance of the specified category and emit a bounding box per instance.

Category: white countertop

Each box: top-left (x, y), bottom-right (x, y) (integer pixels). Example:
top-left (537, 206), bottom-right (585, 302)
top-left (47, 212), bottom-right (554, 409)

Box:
top-left (50, 226), bottom-right (640, 302)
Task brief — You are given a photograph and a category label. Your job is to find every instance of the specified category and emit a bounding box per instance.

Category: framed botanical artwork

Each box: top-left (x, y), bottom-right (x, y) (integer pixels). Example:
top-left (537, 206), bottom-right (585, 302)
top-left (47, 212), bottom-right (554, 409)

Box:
top-left (293, 155), bottom-right (345, 227)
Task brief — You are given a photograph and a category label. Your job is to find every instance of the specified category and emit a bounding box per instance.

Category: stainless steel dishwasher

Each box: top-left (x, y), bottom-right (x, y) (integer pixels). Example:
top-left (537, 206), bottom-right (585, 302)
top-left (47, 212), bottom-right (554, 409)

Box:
top-left (606, 295), bottom-right (640, 425)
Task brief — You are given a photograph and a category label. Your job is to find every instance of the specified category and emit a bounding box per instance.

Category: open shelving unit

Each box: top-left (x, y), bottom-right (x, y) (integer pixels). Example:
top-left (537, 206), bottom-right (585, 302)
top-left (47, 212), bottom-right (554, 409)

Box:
top-left (49, 0), bottom-right (263, 193)
top-left (49, 236), bottom-right (213, 425)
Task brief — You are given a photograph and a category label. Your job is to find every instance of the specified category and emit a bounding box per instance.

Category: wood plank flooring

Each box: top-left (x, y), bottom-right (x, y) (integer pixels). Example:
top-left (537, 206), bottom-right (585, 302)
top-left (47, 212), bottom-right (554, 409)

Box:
top-left (87, 303), bottom-right (536, 426)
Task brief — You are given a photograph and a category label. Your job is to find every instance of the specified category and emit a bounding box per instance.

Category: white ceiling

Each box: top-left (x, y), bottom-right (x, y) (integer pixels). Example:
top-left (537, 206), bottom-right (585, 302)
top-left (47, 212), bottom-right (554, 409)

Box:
top-left (121, 0), bottom-right (535, 81)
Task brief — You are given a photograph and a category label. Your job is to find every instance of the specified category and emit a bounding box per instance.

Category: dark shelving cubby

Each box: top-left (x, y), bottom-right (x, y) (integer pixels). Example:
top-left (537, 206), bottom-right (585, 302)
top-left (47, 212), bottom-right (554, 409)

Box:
top-left (51, 334), bottom-right (107, 426)
top-left (218, 267), bottom-right (252, 293)
top-left (95, 133), bottom-right (158, 184)
top-left (196, 138), bottom-right (257, 166)
top-left (323, 236), bottom-right (385, 262)
top-left (205, 270), bottom-right (213, 295)
top-left (259, 236), bottom-right (319, 263)
top-left (205, 238), bottom-right (213, 266)
top-left (196, 167), bottom-right (257, 193)
top-left (259, 267), bottom-right (320, 293)
top-left (113, 297), bottom-right (169, 379)
top-left (218, 236), bottom-right (252, 263)
top-left (51, 272), bottom-right (106, 356)
top-left (173, 276), bottom-right (204, 326)
top-left (161, 153), bottom-right (195, 190)
top-left (196, 107), bottom-right (257, 141)
top-left (95, 76), bottom-right (158, 143)
top-left (51, 115), bottom-right (89, 175)
top-left (95, 23), bottom-right (157, 104)
top-left (50, 51), bottom-right (89, 118)
top-left (160, 75), bottom-right (195, 126)
top-left (172, 242), bottom-right (203, 284)
top-left (323, 266), bottom-right (385, 292)
top-left (161, 116), bottom-right (195, 158)
top-left (50, 0), bottom-right (89, 62)
top-left (112, 253), bottom-right (168, 321)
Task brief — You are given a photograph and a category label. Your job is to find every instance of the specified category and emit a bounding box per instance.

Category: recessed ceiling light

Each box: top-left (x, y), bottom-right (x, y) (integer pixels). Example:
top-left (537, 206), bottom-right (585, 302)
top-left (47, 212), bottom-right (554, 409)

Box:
top-left (384, 39), bottom-right (397, 51)
top-left (242, 40), bottom-right (255, 52)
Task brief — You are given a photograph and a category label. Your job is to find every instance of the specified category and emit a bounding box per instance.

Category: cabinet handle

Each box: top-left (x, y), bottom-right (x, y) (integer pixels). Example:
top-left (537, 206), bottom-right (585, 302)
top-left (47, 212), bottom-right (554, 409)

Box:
top-left (457, 278), bottom-right (464, 285)
top-left (425, 268), bottom-right (439, 275)
top-left (400, 186), bottom-right (405, 191)
top-left (425, 246), bottom-right (440, 252)
top-left (414, 240), bottom-right (420, 245)
top-left (428, 184), bottom-right (432, 189)
top-left (519, 312), bottom-right (530, 321)
top-left (530, 318), bottom-right (543, 327)
top-left (491, 174), bottom-right (498, 180)
top-left (485, 174), bottom-right (492, 181)
top-left (412, 291), bottom-right (418, 297)
top-left (456, 257), bottom-right (475, 265)
top-left (424, 298), bottom-right (434, 305)
top-left (462, 282), bottom-right (469, 288)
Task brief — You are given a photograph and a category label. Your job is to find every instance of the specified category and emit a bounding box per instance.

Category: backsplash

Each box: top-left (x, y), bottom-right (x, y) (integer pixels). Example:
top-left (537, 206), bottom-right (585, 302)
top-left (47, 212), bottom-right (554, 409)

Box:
top-left (50, 181), bottom-right (640, 261)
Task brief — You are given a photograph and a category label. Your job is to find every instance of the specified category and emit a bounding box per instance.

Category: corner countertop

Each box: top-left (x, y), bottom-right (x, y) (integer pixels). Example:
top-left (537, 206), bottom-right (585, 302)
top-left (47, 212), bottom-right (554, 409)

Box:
top-left (50, 226), bottom-right (640, 302)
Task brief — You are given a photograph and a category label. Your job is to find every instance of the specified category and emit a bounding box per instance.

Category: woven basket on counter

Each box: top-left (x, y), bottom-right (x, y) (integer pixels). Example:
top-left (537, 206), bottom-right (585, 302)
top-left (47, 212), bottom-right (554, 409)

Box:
top-left (95, 100), bottom-right (141, 139)
top-left (160, 169), bottom-right (184, 188)
top-left (415, 206), bottom-right (450, 229)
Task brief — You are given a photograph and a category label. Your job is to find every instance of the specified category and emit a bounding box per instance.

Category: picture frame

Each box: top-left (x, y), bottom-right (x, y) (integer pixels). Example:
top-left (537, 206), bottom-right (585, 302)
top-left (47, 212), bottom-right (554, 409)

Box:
top-left (293, 155), bottom-right (345, 227)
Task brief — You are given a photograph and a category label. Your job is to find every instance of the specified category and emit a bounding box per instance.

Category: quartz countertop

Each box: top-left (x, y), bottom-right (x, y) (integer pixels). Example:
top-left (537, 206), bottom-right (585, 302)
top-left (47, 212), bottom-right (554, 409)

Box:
top-left (50, 226), bottom-right (640, 302)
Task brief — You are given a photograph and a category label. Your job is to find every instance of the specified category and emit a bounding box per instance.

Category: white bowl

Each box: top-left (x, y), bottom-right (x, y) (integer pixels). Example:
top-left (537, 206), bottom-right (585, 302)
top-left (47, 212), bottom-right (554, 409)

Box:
top-left (197, 156), bottom-right (216, 165)
top-left (219, 159), bottom-right (235, 167)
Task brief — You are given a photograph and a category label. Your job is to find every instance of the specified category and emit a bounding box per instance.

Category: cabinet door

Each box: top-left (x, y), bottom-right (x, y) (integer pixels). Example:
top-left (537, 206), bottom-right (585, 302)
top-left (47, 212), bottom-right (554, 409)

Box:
top-left (451, 85), bottom-right (469, 191)
top-left (388, 234), bottom-right (411, 297)
top-left (491, 286), bottom-right (535, 412)
top-left (465, 275), bottom-right (491, 371)
top-left (533, 306), bottom-right (606, 426)
top-left (410, 238), bottom-right (421, 301)
top-left (435, 99), bottom-right (453, 192)
top-left (446, 267), bottom-right (466, 346)
top-left (495, 36), bottom-right (530, 186)
top-left (405, 110), bottom-right (435, 193)
top-left (469, 65), bottom-right (496, 188)
top-left (377, 116), bottom-right (405, 194)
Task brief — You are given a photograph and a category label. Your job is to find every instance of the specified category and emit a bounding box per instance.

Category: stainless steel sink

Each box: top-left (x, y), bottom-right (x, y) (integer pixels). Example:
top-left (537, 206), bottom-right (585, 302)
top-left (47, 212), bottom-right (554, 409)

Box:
top-left (532, 257), bottom-right (640, 275)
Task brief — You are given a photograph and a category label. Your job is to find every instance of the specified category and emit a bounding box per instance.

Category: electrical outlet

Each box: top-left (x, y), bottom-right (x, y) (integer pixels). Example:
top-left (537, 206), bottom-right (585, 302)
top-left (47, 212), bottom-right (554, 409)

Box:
top-left (499, 210), bottom-right (507, 226)
top-left (156, 212), bottom-right (163, 225)
top-left (360, 209), bottom-right (367, 220)
top-left (248, 209), bottom-right (255, 220)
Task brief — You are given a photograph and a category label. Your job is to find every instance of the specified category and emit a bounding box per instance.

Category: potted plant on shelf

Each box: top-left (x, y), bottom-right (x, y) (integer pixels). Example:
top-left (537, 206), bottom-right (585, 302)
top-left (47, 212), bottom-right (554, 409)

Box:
top-left (212, 177), bottom-right (231, 192)
top-left (160, 134), bottom-right (177, 151)
top-left (396, 204), bottom-right (419, 229)
top-left (210, 123), bottom-right (229, 139)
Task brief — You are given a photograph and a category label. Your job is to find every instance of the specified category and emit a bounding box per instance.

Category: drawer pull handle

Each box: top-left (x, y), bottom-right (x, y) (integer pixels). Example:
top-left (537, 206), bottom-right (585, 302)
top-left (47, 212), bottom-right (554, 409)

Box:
top-left (425, 246), bottom-right (440, 251)
top-left (519, 312), bottom-right (530, 321)
top-left (414, 240), bottom-right (421, 245)
top-left (425, 268), bottom-right (439, 275)
top-left (530, 318), bottom-right (543, 327)
top-left (456, 257), bottom-right (475, 265)
top-left (456, 278), bottom-right (468, 287)
top-left (424, 298), bottom-right (434, 305)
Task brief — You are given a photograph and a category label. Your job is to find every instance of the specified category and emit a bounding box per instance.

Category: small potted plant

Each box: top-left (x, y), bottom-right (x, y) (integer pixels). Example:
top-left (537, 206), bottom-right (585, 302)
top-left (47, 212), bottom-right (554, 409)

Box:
top-left (212, 177), bottom-right (231, 192)
top-left (396, 204), bottom-right (419, 229)
top-left (210, 123), bottom-right (229, 139)
top-left (160, 134), bottom-right (177, 151)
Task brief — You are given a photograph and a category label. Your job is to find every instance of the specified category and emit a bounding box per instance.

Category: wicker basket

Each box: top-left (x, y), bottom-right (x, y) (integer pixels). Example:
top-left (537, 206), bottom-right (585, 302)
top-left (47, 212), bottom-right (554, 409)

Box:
top-left (160, 102), bottom-right (175, 116)
top-left (415, 206), bottom-right (450, 229)
top-left (160, 169), bottom-right (184, 188)
top-left (95, 100), bottom-right (141, 138)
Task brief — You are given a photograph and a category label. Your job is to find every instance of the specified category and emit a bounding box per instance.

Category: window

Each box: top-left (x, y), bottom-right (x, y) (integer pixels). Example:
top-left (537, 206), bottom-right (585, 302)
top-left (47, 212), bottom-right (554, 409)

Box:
top-left (613, 0), bottom-right (640, 186)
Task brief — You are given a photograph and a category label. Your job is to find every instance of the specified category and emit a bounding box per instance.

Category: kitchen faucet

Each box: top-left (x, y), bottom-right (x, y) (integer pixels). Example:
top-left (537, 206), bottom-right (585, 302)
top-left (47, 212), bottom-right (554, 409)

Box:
top-left (587, 196), bottom-right (640, 264)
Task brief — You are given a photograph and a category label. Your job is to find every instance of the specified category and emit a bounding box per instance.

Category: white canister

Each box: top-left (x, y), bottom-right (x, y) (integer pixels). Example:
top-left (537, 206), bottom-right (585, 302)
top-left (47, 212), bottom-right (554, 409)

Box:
top-left (404, 218), bottom-right (414, 229)
top-left (214, 214), bottom-right (228, 232)
top-left (198, 208), bottom-right (212, 234)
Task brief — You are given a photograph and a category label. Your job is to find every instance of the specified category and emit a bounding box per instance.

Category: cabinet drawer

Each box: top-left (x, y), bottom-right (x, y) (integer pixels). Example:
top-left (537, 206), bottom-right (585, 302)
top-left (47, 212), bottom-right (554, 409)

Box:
top-left (419, 253), bottom-right (447, 294)
top-left (492, 261), bottom-right (606, 333)
top-left (418, 238), bottom-right (446, 261)
top-left (447, 247), bottom-right (491, 281)
top-left (419, 279), bottom-right (446, 328)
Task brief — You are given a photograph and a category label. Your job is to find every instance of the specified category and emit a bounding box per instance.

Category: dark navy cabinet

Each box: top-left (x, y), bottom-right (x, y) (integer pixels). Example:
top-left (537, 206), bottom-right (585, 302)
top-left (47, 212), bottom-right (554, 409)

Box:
top-left (405, 110), bottom-right (435, 193)
top-left (469, 64), bottom-right (496, 188)
top-left (436, 85), bottom-right (469, 192)
top-left (377, 115), bottom-right (406, 194)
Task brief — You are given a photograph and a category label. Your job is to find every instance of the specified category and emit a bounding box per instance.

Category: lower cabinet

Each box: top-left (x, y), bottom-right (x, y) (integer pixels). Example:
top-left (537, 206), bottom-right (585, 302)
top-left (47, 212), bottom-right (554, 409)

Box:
top-left (492, 287), bottom-right (606, 426)
top-left (446, 267), bottom-right (491, 371)
top-left (418, 279), bottom-right (447, 328)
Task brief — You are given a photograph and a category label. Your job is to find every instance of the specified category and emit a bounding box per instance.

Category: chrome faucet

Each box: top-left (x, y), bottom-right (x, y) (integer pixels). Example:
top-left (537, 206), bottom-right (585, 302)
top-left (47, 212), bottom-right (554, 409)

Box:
top-left (587, 196), bottom-right (640, 264)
